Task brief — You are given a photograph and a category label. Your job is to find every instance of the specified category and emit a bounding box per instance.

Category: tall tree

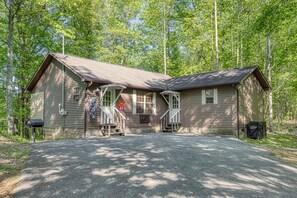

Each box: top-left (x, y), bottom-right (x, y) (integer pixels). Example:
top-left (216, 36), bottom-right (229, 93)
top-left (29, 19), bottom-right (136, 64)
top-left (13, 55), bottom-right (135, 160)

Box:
top-left (4, 0), bottom-right (23, 134)
top-left (214, 0), bottom-right (219, 70)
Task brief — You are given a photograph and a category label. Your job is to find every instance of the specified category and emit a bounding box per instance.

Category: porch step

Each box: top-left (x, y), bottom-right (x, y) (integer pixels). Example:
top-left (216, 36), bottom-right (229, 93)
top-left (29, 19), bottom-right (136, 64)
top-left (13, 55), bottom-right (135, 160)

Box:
top-left (99, 124), bottom-right (125, 136)
top-left (162, 123), bottom-right (181, 133)
top-left (99, 124), bottom-right (117, 128)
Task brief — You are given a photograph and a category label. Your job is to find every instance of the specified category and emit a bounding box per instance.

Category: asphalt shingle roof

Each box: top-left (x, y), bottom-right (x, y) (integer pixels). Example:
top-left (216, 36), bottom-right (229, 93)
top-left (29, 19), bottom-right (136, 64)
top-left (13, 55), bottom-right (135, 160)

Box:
top-left (26, 53), bottom-right (270, 92)
top-left (165, 66), bottom-right (261, 90)
top-left (51, 53), bottom-right (171, 90)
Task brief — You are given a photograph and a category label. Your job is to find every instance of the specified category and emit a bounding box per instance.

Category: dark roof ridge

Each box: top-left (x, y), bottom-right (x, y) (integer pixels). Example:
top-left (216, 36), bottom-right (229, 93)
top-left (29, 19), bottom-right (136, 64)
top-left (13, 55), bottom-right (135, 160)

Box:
top-left (165, 65), bottom-right (269, 91)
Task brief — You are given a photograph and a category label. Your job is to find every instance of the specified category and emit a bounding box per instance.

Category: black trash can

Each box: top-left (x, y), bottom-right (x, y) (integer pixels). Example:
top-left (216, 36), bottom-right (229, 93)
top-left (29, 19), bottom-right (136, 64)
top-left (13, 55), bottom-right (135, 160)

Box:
top-left (246, 121), bottom-right (266, 139)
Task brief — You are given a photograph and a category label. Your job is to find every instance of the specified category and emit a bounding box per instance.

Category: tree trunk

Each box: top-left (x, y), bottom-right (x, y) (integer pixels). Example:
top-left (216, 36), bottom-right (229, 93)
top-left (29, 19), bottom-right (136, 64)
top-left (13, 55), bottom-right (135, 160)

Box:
top-left (267, 33), bottom-right (273, 131)
top-left (163, 2), bottom-right (167, 75)
top-left (214, 0), bottom-right (219, 70)
top-left (7, 0), bottom-right (15, 135)
top-left (266, 0), bottom-right (273, 132)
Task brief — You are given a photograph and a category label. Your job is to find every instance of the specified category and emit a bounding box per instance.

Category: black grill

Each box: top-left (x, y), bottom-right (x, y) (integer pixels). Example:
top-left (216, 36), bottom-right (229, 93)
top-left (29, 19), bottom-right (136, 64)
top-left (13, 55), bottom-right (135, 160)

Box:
top-left (26, 119), bottom-right (44, 128)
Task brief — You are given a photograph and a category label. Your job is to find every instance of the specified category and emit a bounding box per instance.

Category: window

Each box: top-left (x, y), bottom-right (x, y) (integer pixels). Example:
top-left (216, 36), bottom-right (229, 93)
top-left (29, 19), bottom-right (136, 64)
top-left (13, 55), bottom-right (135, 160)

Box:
top-left (172, 96), bottom-right (179, 108)
top-left (73, 86), bottom-right (80, 102)
top-left (202, 89), bottom-right (218, 104)
top-left (205, 89), bottom-right (214, 104)
top-left (133, 90), bottom-right (156, 114)
top-left (136, 93), bottom-right (153, 114)
top-left (102, 90), bottom-right (111, 106)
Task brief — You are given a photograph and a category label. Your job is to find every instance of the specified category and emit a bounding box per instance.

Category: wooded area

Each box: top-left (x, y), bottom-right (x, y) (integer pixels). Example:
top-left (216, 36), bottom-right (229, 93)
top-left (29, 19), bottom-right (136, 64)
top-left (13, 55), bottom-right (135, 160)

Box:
top-left (0, 0), bottom-right (296, 136)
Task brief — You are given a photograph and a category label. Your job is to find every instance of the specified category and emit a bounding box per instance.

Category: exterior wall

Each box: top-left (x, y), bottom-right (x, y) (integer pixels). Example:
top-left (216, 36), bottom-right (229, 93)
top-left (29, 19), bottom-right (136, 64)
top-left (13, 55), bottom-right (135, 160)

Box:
top-left (32, 59), bottom-right (86, 139)
top-left (85, 86), bottom-right (168, 135)
top-left (121, 89), bottom-right (167, 133)
top-left (179, 86), bottom-right (237, 135)
top-left (238, 74), bottom-right (265, 136)
top-left (30, 92), bottom-right (44, 119)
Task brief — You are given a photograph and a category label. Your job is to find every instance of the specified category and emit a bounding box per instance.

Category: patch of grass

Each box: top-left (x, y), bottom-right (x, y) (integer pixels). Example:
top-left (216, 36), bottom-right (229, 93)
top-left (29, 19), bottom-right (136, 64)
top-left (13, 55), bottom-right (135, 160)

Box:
top-left (0, 165), bottom-right (18, 174)
top-left (0, 131), bottom-right (29, 143)
top-left (243, 133), bottom-right (297, 149)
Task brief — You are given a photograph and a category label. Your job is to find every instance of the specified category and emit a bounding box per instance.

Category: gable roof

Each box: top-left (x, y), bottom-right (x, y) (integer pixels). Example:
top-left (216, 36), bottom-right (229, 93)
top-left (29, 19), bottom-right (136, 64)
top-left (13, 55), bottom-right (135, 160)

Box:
top-left (165, 66), bottom-right (270, 91)
top-left (26, 53), bottom-right (270, 92)
top-left (26, 53), bottom-right (171, 91)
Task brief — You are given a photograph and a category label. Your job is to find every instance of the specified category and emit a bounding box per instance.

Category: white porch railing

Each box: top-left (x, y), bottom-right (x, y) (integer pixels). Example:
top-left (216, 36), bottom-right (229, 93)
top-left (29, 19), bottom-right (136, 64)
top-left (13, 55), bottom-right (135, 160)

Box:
top-left (99, 106), bottom-right (126, 136)
top-left (160, 109), bottom-right (181, 132)
top-left (114, 107), bottom-right (126, 136)
top-left (160, 109), bottom-right (170, 132)
top-left (100, 107), bottom-right (112, 136)
top-left (169, 109), bottom-right (181, 132)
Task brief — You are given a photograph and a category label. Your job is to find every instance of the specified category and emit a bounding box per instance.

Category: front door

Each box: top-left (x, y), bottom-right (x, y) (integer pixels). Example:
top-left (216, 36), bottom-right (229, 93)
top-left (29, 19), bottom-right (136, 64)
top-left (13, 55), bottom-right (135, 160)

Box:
top-left (101, 90), bottom-right (115, 123)
top-left (169, 93), bottom-right (180, 123)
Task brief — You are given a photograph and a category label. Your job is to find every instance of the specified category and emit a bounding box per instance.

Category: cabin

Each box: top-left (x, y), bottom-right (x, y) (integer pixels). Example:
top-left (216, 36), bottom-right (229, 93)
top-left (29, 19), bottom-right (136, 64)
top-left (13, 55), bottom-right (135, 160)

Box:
top-left (26, 53), bottom-right (270, 139)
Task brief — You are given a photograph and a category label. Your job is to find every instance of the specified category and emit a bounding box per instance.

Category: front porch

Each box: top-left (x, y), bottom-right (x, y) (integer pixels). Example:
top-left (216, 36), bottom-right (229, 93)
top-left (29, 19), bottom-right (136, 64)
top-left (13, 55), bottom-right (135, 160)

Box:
top-left (160, 90), bottom-right (181, 133)
top-left (96, 84), bottom-right (127, 136)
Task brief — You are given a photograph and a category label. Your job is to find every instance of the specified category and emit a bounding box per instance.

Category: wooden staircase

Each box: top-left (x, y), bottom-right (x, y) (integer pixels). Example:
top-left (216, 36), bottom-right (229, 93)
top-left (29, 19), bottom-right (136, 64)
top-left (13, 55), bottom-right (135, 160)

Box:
top-left (100, 107), bottom-right (126, 136)
top-left (160, 109), bottom-right (181, 133)
top-left (162, 123), bottom-right (181, 133)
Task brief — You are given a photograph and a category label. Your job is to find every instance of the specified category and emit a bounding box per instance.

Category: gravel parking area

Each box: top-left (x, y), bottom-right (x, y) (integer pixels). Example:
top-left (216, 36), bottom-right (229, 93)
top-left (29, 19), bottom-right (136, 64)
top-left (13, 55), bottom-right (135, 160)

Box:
top-left (13, 134), bottom-right (297, 198)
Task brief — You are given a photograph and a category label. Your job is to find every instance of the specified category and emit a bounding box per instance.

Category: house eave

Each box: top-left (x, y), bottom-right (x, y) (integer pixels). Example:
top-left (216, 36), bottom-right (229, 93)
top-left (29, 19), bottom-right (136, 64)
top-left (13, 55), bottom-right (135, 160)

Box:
top-left (170, 82), bottom-right (241, 91)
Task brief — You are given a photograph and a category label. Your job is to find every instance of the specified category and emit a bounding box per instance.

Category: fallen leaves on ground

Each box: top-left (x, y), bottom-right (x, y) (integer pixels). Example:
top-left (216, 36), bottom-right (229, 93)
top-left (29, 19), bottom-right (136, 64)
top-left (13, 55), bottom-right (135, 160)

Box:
top-left (0, 135), bottom-right (31, 197)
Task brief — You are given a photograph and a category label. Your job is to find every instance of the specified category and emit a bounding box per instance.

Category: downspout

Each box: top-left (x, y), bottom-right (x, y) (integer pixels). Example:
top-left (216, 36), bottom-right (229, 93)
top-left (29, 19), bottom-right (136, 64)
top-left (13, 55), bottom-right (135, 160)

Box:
top-left (59, 35), bottom-right (67, 116)
top-left (62, 64), bottom-right (65, 109)
top-left (59, 62), bottom-right (67, 116)
top-left (232, 84), bottom-right (240, 138)
top-left (84, 85), bottom-right (87, 138)
top-left (62, 34), bottom-right (65, 113)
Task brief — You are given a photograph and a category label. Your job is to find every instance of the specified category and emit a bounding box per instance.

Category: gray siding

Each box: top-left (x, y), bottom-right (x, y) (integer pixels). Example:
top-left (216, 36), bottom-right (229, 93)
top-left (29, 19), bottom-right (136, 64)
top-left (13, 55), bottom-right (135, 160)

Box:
top-left (30, 92), bottom-right (44, 119)
top-left (238, 74), bottom-right (265, 130)
top-left (85, 86), bottom-right (168, 134)
top-left (179, 86), bottom-right (237, 134)
top-left (121, 89), bottom-right (167, 130)
top-left (32, 59), bottom-right (86, 138)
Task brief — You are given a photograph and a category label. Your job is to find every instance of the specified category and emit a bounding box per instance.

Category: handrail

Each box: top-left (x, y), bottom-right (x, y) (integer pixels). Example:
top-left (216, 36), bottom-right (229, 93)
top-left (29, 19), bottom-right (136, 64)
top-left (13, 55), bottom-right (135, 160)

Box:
top-left (114, 107), bottom-right (126, 120)
top-left (170, 108), bottom-right (181, 121)
top-left (160, 109), bottom-right (170, 120)
top-left (160, 109), bottom-right (181, 133)
top-left (99, 106), bottom-right (112, 120)
top-left (99, 107), bottom-right (112, 136)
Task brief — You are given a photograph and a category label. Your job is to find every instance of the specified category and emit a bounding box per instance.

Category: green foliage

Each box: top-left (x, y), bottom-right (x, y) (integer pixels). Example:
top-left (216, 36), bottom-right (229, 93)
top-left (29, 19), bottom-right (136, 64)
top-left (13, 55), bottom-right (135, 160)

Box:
top-left (0, 131), bottom-right (29, 143)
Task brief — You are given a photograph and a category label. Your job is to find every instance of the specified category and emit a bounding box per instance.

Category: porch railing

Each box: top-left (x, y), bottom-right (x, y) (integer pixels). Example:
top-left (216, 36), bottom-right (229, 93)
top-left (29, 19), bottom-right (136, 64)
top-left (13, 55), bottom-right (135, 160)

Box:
top-left (99, 106), bottom-right (126, 136)
top-left (160, 110), bottom-right (169, 132)
top-left (100, 107), bottom-right (113, 136)
top-left (160, 109), bottom-right (181, 132)
top-left (170, 109), bottom-right (181, 132)
top-left (114, 107), bottom-right (126, 136)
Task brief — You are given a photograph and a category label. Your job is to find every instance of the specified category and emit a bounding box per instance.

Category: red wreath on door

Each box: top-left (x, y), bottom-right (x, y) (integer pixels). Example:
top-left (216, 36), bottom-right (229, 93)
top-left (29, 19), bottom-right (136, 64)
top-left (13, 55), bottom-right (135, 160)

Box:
top-left (118, 100), bottom-right (125, 111)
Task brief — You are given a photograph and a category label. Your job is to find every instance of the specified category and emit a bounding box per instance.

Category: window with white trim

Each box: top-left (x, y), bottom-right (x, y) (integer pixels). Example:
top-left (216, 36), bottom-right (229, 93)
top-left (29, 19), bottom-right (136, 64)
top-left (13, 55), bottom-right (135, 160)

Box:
top-left (102, 90), bottom-right (112, 106)
top-left (205, 89), bottom-right (214, 104)
top-left (202, 89), bottom-right (218, 104)
top-left (133, 90), bottom-right (156, 114)
top-left (172, 96), bottom-right (180, 108)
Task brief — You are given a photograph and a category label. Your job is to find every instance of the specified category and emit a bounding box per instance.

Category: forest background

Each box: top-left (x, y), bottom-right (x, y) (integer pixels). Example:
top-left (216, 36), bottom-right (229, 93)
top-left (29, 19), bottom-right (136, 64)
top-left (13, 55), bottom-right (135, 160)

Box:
top-left (1, 0), bottom-right (296, 137)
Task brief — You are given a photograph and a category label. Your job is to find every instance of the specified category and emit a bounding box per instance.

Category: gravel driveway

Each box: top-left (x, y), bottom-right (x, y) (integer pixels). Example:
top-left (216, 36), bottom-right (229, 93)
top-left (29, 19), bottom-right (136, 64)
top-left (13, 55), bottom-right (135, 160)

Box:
top-left (13, 134), bottom-right (297, 198)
